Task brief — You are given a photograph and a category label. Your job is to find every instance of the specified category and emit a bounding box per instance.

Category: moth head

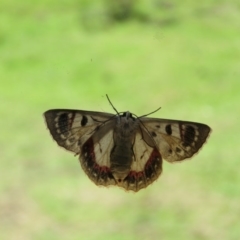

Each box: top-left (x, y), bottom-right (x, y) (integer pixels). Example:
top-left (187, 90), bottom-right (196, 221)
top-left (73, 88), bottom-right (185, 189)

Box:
top-left (119, 111), bottom-right (136, 129)
top-left (122, 111), bottom-right (134, 120)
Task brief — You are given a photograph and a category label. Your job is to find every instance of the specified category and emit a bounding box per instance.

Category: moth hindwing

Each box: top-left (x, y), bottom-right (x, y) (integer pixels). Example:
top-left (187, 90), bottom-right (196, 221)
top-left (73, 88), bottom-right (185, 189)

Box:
top-left (44, 109), bottom-right (211, 192)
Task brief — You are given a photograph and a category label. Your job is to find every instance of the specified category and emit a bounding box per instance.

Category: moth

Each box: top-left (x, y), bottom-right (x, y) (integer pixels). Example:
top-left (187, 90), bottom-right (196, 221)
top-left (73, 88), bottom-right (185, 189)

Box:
top-left (44, 96), bottom-right (211, 192)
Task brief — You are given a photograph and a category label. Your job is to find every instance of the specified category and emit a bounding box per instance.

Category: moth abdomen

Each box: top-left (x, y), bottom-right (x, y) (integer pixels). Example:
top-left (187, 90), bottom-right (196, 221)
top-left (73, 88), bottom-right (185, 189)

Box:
top-left (110, 141), bottom-right (133, 181)
top-left (110, 143), bottom-right (133, 167)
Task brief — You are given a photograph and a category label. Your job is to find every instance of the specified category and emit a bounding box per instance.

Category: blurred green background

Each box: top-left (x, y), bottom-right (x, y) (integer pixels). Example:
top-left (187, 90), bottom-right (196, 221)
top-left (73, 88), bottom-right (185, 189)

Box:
top-left (1, 0), bottom-right (240, 239)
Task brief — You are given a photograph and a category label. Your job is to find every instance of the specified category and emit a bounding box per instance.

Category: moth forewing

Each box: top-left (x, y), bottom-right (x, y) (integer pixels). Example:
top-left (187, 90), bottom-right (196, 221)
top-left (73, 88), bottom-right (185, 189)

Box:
top-left (140, 117), bottom-right (211, 162)
top-left (44, 109), bottom-right (115, 153)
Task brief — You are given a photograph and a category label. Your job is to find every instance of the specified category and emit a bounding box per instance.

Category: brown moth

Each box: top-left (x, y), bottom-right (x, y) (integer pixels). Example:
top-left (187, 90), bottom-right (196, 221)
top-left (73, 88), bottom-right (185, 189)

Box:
top-left (44, 97), bottom-right (211, 192)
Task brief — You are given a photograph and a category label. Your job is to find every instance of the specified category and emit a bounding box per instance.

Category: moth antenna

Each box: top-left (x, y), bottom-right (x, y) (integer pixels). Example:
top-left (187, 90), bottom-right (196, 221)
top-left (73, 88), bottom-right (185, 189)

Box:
top-left (106, 94), bottom-right (119, 115)
top-left (139, 107), bottom-right (161, 118)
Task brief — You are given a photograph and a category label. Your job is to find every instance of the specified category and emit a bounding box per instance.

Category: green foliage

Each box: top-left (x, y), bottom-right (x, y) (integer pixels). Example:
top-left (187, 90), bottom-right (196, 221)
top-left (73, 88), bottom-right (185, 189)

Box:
top-left (1, 0), bottom-right (240, 240)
